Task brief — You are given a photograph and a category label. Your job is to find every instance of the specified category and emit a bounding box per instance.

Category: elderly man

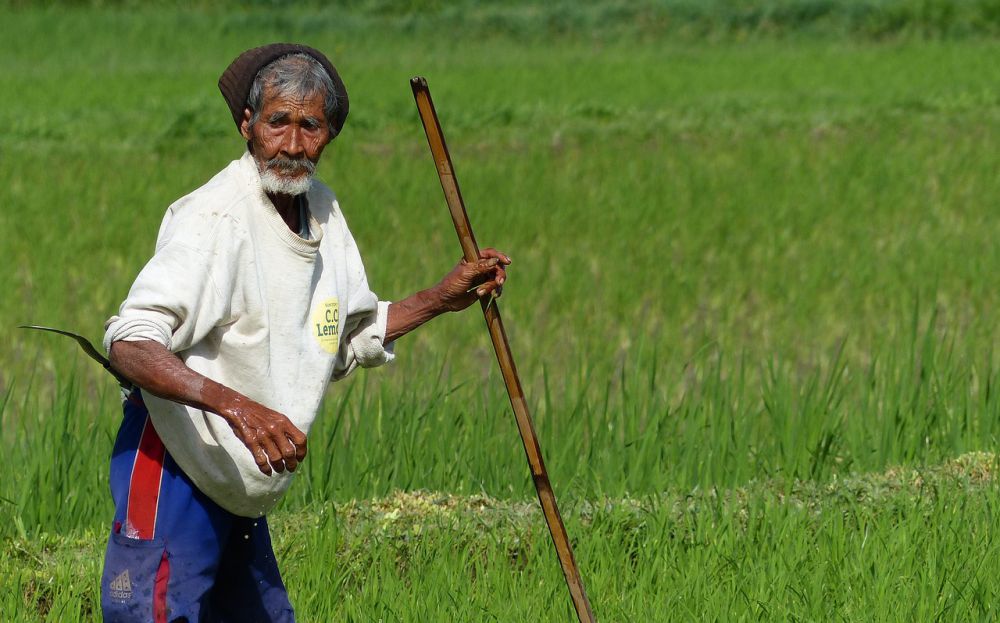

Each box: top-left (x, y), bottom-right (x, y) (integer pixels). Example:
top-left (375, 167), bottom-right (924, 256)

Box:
top-left (100, 43), bottom-right (509, 622)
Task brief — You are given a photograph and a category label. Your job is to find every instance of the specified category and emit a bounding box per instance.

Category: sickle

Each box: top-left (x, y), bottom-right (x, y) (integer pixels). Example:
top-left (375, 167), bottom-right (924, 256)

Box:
top-left (19, 325), bottom-right (133, 390)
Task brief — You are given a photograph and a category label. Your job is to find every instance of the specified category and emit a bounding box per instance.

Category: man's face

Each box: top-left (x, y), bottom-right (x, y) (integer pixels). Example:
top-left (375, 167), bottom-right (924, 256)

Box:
top-left (240, 87), bottom-right (331, 195)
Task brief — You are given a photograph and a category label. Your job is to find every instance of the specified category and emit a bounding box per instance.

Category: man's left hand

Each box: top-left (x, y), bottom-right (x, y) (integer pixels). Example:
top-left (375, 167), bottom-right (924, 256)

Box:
top-left (383, 247), bottom-right (512, 344)
top-left (433, 247), bottom-right (511, 312)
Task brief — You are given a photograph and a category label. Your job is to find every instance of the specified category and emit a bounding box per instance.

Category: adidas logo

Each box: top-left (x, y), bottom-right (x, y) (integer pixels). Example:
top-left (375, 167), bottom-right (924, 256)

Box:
top-left (109, 569), bottom-right (133, 602)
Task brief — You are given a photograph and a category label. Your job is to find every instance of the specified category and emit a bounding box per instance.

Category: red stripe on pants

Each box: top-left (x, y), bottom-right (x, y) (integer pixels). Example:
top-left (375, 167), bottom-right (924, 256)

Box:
top-left (126, 418), bottom-right (166, 540)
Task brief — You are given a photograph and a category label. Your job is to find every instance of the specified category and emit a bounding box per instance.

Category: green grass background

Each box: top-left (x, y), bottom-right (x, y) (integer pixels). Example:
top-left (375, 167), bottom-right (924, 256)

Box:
top-left (2, 1), bottom-right (1000, 620)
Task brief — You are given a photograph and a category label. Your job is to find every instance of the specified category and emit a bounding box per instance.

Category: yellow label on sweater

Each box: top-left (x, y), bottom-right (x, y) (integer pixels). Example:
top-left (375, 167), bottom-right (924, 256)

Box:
top-left (312, 298), bottom-right (340, 353)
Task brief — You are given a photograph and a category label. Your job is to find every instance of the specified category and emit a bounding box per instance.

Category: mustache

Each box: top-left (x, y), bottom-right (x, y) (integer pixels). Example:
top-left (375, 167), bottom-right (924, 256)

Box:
top-left (265, 156), bottom-right (316, 176)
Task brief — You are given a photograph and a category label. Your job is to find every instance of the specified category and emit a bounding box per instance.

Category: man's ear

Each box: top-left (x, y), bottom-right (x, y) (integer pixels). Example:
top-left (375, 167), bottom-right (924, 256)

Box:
top-left (239, 108), bottom-right (252, 141)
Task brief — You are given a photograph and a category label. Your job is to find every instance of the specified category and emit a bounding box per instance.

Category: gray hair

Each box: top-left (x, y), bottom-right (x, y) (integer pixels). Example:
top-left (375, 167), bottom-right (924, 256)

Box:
top-left (247, 53), bottom-right (338, 136)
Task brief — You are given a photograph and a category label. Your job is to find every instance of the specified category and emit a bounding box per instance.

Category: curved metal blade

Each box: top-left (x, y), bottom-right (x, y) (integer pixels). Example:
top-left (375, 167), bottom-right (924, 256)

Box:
top-left (18, 325), bottom-right (133, 389)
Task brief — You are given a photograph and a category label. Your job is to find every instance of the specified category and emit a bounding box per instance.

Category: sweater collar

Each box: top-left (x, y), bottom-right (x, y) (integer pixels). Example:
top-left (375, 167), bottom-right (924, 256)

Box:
top-left (237, 151), bottom-right (324, 254)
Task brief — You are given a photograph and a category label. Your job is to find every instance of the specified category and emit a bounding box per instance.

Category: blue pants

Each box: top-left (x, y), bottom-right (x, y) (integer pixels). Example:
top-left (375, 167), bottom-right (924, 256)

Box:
top-left (100, 390), bottom-right (295, 622)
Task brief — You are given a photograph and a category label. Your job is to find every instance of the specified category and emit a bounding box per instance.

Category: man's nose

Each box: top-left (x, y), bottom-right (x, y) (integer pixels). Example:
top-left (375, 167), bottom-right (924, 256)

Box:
top-left (282, 127), bottom-right (305, 157)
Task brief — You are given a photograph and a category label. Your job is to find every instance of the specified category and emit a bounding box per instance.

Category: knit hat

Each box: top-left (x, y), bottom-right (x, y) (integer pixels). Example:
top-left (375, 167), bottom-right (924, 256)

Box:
top-left (218, 43), bottom-right (349, 138)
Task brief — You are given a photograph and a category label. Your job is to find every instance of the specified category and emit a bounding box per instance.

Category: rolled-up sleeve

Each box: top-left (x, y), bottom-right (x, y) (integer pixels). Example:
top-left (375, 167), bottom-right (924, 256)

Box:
top-left (332, 299), bottom-right (395, 381)
top-left (104, 313), bottom-right (174, 352)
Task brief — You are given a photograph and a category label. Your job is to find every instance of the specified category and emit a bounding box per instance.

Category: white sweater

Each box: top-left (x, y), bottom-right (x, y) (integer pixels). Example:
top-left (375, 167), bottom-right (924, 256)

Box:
top-left (104, 152), bottom-right (394, 517)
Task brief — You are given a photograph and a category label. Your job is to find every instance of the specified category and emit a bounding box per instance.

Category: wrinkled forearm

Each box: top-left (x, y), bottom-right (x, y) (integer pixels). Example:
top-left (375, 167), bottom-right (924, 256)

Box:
top-left (110, 338), bottom-right (308, 475)
top-left (384, 287), bottom-right (447, 344)
top-left (108, 339), bottom-right (252, 420)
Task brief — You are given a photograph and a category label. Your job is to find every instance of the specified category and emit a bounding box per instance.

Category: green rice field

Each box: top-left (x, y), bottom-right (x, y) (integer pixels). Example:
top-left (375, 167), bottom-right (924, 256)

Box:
top-left (2, 1), bottom-right (1000, 620)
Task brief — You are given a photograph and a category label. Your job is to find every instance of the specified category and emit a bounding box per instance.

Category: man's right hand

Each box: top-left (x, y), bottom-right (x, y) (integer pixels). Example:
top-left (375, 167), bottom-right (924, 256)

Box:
top-left (219, 395), bottom-right (307, 476)
top-left (109, 339), bottom-right (307, 476)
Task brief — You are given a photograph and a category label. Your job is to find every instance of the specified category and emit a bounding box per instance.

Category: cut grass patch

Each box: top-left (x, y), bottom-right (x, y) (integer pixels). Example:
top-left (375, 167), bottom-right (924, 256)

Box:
top-left (4, 453), bottom-right (999, 621)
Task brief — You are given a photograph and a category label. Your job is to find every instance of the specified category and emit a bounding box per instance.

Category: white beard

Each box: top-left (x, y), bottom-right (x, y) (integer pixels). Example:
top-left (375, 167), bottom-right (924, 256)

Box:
top-left (259, 168), bottom-right (314, 196)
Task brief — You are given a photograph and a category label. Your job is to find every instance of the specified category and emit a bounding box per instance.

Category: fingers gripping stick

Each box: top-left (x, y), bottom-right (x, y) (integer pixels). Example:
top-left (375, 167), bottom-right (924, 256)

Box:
top-left (410, 77), bottom-right (596, 623)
